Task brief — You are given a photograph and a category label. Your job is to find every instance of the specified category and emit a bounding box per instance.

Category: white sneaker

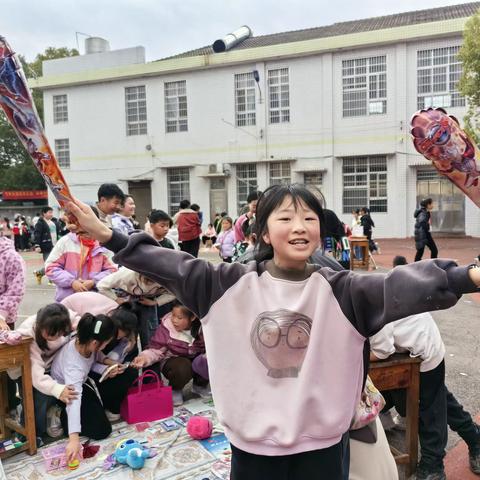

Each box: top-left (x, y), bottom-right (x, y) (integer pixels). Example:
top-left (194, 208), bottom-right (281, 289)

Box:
top-left (191, 383), bottom-right (212, 398)
top-left (172, 390), bottom-right (184, 406)
top-left (46, 405), bottom-right (63, 438)
top-left (105, 410), bottom-right (121, 422)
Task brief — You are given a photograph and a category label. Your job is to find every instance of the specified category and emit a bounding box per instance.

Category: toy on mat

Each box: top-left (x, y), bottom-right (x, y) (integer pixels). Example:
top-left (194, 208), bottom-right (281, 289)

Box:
top-left (42, 444), bottom-right (83, 472)
top-left (410, 107), bottom-right (480, 207)
top-left (108, 439), bottom-right (151, 470)
top-left (187, 416), bottom-right (213, 440)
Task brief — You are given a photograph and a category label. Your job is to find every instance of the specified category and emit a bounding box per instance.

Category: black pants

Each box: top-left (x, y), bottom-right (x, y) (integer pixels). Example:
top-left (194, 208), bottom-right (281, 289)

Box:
top-left (180, 237), bottom-right (201, 258)
top-left (90, 367), bottom-right (138, 414)
top-left (38, 250), bottom-right (51, 276)
top-left (382, 360), bottom-right (480, 469)
top-left (60, 381), bottom-right (111, 440)
top-left (230, 434), bottom-right (348, 480)
top-left (415, 234), bottom-right (438, 261)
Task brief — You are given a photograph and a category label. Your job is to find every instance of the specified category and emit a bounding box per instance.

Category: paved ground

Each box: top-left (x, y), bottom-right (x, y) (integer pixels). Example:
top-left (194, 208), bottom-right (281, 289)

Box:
top-left (17, 236), bottom-right (480, 479)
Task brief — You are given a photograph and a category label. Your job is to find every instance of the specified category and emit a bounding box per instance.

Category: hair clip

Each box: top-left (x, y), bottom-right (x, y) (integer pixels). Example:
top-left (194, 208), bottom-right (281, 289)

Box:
top-left (94, 320), bottom-right (102, 335)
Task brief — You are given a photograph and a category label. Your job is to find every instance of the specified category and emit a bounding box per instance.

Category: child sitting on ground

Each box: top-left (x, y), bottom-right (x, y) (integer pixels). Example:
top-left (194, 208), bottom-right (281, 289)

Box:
top-left (131, 300), bottom-right (208, 406)
top-left (89, 303), bottom-right (139, 421)
top-left (202, 223), bottom-right (217, 247)
top-left (51, 313), bottom-right (117, 463)
top-left (370, 255), bottom-right (480, 480)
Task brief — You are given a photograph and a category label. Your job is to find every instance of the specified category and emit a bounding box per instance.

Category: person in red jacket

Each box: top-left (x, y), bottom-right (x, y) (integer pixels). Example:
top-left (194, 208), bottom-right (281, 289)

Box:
top-left (172, 199), bottom-right (202, 257)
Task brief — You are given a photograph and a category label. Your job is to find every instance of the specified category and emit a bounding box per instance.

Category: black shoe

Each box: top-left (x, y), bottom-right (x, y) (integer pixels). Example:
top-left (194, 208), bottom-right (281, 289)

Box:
top-left (412, 465), bottom-right (446, 480)
top-left (469, 446), bottom-right (480, 475)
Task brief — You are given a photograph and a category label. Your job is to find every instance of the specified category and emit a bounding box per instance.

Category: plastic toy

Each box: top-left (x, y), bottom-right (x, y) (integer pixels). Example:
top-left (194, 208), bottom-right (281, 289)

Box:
top-left (41, 444), bottom-right (82, 472)
top-left (113, 439), bottom-right (150, 470)
top-left (410, 107), bottom-right (480, 208)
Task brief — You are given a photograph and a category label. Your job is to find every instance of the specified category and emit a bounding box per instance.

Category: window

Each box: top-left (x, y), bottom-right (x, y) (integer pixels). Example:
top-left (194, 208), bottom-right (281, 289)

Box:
top-left (342, 156), bottom-right (387, 213)
top-left (235, 73), bottom-right (256, 126)
top-left (268, 68), bottom-right (290, 124)
top-left (165, 80), bottom-right (188, 133)
top-left (55, 139), bottom-right (70, 168)
top-left (53, 95), bottom-right (68, 123)
top-left (269, 162), bottom-right (291, 186)
top-left (236, 163), bottom-right (258, 214)
top-left (342, 56), bottom-right (387, 117)
top-left (167, 167), bottom-right (190, 216)
top-left (417, 46), bottom-right (465, 109)
top-left (125, 86), bottom-right (147, 136)
top-left (304, 172), bottom-right (323, 190)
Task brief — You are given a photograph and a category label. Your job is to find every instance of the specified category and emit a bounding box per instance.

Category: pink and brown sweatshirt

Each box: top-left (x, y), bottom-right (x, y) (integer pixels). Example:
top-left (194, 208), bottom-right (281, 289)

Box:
top-left (104, 230), bottom-right (478, 456)
top-left (0, 237), bottom-right (26, 326)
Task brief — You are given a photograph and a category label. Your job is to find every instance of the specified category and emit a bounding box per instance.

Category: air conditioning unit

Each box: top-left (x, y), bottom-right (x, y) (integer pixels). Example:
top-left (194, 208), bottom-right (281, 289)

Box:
top-left (208, 164), bottom-right (219, 174)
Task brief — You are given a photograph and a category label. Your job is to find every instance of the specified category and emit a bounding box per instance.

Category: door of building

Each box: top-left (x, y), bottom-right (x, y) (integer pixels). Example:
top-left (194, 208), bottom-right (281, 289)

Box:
top-left (209, 178), bottom-right (227, 224)
top-left (416, 169), bottom-right (465, 233)
top-left (127, 180), bottom-right (152, 228)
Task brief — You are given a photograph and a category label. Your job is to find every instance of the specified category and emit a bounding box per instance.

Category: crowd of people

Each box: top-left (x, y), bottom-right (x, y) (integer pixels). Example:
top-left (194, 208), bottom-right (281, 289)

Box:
top-left (0, 182), bottom-right (478, 480)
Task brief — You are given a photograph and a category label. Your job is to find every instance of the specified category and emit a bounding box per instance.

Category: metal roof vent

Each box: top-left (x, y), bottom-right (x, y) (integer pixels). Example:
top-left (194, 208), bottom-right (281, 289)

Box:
top-left (212, 26), bottom-right (252, 53)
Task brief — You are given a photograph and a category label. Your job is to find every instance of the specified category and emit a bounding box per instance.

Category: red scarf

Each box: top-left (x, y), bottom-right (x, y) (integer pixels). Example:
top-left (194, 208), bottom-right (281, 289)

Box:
top-left (79, 237), bottom-right (97, 276)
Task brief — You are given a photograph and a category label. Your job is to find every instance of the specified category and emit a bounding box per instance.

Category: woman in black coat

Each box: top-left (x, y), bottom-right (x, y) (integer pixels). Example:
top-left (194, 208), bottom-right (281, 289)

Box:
top-left (414, 198), bottom-right (438, 261)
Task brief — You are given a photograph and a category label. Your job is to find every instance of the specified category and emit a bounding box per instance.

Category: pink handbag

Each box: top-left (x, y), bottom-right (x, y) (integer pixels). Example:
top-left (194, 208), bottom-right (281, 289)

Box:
top-left (120, 370), bottom-right (173, 424)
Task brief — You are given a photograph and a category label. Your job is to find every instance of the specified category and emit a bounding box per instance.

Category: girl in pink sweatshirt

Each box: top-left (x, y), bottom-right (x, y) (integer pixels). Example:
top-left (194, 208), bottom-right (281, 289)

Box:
top-left (132, 300), bottom-right (208, 406)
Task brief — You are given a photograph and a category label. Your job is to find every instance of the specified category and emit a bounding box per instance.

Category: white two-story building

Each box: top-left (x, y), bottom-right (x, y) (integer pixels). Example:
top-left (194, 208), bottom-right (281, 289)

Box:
top-left (33, 2), bottom-right (480, 237)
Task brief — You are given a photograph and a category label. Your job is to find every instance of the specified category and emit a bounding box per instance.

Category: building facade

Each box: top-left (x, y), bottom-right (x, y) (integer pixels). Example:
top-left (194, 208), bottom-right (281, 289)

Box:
top-left (33, 2), bottom-right (480, 237)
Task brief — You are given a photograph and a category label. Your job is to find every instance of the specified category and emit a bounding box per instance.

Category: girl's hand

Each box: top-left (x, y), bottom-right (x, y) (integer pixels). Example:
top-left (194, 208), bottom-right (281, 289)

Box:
top-left (59, 385), bottom-right (78, 404)
top-left (81, 279), bottom-right (95, 290)
top-left (132, 356), bottom-right (147, 369)
top-left (66, 198), bottom-right (113, 243)
top-left (66, 435), bottom-right (81, 463)
top-left (71, 280), bottom-right (88, 292)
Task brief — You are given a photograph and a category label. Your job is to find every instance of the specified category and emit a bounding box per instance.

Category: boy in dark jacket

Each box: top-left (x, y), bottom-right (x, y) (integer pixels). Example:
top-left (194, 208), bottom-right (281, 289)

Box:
top-left (33, 206), bottom-right (60, 284)
top-left (414, 198), bottom-right (438, 261)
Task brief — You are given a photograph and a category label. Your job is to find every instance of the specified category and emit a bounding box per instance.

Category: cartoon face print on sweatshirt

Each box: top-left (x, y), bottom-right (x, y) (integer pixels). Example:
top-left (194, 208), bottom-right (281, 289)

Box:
top-left (250, 309), bottom-right (312, 378)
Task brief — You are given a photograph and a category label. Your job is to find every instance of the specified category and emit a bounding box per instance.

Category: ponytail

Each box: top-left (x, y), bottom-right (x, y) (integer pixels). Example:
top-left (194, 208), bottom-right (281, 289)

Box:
top-left (76, 313), bottom-right (117, 345)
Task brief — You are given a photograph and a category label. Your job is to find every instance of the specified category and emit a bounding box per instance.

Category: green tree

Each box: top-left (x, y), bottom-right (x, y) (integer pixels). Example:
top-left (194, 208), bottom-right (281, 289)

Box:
top-left (459, 8), bottom-right (480, 144)
top-left (0, 47), bottom-right (79, 192)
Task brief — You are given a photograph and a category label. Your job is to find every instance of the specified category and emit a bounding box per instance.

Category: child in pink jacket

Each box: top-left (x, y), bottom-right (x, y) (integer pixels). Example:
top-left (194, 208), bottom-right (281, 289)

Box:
top-left (214, 216), bottom-right (235, 263)
top-left (45, 232), bottom-right (117, 302)
top-left (132, 300), bottom-right (208, 406)
top-left (0, 236), bottom-right (26, 329)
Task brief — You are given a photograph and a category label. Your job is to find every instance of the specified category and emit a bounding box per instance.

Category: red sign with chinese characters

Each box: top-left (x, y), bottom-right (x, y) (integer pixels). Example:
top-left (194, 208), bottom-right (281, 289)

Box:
top-left (2, 190), bottom-right (48, 200)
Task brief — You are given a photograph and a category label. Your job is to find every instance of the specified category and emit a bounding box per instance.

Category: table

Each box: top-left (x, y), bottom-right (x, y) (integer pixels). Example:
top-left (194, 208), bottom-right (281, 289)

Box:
top-left (0, 338), bottom-right (36, 458)
top-left (369, 353), bottom-right (421, 478)
top-left (349, 237), bottom-right (370, 270)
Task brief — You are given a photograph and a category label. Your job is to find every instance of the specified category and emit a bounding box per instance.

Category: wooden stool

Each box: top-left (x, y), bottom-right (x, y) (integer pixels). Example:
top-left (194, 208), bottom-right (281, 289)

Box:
top-left (0, 338), bottom-right (37, 458)
top-left (369, 353), bottom-right (421, 478)
top-left (349, 236), bottom-right (370, 270)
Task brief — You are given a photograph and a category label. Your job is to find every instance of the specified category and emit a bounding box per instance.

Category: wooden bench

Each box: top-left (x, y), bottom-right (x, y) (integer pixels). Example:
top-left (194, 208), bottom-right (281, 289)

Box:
top-left (369, 353), bottom-right (421, 478)
top-left (0, 338), bottom-right (37, 458)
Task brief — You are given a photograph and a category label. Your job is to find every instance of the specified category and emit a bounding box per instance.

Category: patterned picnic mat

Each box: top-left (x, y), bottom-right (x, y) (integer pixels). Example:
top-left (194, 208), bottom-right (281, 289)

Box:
top-left (3, 397), bottom-right (231, 480)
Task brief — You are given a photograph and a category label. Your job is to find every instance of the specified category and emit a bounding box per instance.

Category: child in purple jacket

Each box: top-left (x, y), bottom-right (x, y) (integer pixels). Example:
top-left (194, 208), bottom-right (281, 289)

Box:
top-left (0, 236), bottom-right (26, 329)
top-left (214, 216), bottom-right (235, 263)
top-left (131, 300), bottom-right (208, 406)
